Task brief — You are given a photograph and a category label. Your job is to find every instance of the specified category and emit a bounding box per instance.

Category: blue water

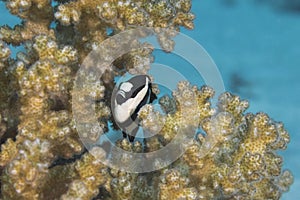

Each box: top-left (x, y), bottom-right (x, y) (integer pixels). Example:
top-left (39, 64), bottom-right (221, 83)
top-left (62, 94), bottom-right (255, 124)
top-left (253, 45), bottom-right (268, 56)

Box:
top-left (1, 0), bottom-right (299, 199)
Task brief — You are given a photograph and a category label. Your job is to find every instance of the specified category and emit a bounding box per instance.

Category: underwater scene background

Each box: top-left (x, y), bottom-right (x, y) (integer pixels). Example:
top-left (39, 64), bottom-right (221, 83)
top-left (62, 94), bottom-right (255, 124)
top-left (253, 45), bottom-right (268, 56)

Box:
top-left (0, 0), bottom-right (299, 199)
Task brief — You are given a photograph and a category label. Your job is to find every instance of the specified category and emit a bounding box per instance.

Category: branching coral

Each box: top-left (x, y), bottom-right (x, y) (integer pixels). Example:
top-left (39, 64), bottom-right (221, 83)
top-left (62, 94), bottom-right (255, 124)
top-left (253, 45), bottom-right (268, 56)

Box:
top-left (0, 35), bottom-right (83, 199)
top-left (158, 169), bottom-right (198, 200)
top-left (54, 0), bottom-right (194, 59)
top-left (0, 0), bottom-right (53, 45)
top-left (54, 0), bottom-right (194, 30)
top-left (138, 83), bottom-right (293, 200)
top-left (180, 91), bottom-right (293, 199)
top-left (0, 40), bottom-right (20, 145)
top-left (60, 147), bottom-right (108, 200)
top-left (0, 41), bottom-right (11, 134)
top-left (0, 0), bottom-right (293, 199)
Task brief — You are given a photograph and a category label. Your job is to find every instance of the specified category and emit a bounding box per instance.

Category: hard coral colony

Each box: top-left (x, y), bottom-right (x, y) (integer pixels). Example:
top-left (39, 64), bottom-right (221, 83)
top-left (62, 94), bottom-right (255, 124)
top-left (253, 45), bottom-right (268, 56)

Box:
top-left (0, 0), bottom-right (293, 200)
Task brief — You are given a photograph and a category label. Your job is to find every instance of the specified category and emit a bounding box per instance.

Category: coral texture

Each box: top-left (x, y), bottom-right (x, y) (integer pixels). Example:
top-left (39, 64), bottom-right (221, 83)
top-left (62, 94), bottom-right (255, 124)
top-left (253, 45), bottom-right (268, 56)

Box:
top-left (0, 0), bottom-right (293, 199)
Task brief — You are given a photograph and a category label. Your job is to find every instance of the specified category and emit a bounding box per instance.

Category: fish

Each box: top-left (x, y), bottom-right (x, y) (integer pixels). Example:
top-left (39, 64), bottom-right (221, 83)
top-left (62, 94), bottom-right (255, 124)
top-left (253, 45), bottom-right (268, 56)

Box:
top-left (112, 75), bottom-right (157, 142)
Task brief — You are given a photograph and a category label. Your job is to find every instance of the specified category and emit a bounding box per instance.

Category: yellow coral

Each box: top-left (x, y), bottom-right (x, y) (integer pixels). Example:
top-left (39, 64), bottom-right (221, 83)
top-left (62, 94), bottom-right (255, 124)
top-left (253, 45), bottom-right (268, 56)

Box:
top-left (61, 147), bottom-right (108, 200)
top-left (159, 169), bottom-right (198, 200)
top-left (0, 0), bottom-right (53, 45)
top-left (0, 41), bottom-right (11, 62)
top-left (181, 92), bottom-right (292, 199)
top-left (0, 36), bottom-right (83, 199)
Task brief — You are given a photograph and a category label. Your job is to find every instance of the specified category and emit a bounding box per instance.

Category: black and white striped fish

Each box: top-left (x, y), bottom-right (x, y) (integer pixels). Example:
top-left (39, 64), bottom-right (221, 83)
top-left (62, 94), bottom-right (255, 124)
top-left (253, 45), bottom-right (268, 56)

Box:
top-left (111, 75), bottom-right (157, 142)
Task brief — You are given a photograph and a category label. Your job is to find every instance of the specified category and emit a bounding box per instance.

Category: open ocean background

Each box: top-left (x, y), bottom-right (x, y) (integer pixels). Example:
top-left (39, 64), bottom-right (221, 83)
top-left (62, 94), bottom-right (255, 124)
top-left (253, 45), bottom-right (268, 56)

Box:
top-left (1, 0), bottom-right (299, 199)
